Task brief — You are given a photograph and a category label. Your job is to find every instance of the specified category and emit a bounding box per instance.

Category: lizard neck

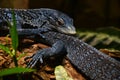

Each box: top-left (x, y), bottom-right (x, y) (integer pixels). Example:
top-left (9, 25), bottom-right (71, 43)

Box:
top-left (42, 31), bottom-right (74, 45)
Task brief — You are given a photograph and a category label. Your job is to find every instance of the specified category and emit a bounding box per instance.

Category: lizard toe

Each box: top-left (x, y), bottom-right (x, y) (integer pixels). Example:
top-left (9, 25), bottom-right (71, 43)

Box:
top-left (26, 50), bottom-right (44, 68)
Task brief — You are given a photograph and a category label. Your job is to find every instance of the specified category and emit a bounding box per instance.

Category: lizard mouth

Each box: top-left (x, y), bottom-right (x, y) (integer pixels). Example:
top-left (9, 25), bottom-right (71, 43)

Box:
top-left (57, 25), bottom-right (76, 34)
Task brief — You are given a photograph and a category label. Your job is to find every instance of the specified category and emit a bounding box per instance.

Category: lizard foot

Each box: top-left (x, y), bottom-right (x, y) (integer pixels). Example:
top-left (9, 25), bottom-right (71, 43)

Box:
top-left (25, 41), bottom-right (65, 68)
top-left (25, 50), bottom-right (44, 68)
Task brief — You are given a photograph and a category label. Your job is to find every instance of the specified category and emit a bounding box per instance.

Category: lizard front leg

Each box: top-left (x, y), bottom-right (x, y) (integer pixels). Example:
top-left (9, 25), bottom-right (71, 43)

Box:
top-left (25, 40), bottom-right (65, 68)
top-left (17, 28), bottom-right (50, 38)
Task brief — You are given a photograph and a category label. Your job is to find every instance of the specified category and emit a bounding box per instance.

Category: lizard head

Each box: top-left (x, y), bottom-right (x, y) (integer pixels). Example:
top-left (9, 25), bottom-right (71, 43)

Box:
top-left (43, 9), bottom-right (76, 34)
top-left (55, 13), bottom-right (76, 35)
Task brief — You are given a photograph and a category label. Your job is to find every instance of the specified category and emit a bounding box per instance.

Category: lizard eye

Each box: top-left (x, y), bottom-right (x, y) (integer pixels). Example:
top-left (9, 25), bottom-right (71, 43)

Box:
top-left (56, 18), bottom-right (64, 26)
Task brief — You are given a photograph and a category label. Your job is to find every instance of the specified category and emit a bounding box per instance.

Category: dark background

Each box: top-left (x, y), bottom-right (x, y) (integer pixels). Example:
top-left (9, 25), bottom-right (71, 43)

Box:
top-left (0, 0), bottom-right (120, 29)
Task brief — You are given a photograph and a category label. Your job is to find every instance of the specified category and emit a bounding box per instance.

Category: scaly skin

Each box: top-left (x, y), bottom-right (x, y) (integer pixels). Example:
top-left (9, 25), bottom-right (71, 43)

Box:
top-left (0, 8), bottom-right (76, 34)
top-left (27, 31), bottom-right (120, 80)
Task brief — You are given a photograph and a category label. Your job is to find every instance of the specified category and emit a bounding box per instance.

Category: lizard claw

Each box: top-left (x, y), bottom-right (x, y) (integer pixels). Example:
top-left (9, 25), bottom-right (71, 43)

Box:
top-left (24, 54), bottom-right (35, 61)
top-left (25, 50), bottom-right (44, 68)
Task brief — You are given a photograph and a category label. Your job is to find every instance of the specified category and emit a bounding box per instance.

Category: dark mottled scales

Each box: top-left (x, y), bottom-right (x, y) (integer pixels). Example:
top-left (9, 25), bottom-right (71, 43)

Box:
top-left (43, 31), bottom-right (120, 80)
top-left (0, 8), bottom-right (119, 80)
top-left (0, 8), bottom-right (49, 29)
top-left (0, 8), bottom-right (72, 30)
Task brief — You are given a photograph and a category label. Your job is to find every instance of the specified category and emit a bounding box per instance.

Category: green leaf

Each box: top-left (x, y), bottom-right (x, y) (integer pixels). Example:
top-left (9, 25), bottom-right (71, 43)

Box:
top-left (77, 27), bottom-right (120, 50)
top-left (17, 52), bottom-right (27, 60)
top-left (0, 44), bottom-right (11, 55)
top-left (9, 9), bottom-right (18, 50)
top-left (0, 67), bottom-right (35, 77)
top-left (54, 65), bottom-right (73, 80)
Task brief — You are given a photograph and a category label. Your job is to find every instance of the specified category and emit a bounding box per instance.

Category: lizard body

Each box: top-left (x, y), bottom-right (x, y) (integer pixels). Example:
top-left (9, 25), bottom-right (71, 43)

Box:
top-left (0, 8), bottom-right (120, 80)
top-left (26, 31), bottom-right (120, 80)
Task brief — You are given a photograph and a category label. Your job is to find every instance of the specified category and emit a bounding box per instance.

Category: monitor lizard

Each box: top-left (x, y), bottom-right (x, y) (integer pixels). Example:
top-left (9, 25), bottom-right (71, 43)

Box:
top-left (0, 8), bottom-right (120, 80)
top-left (0, 8), bottom-right (76, 35)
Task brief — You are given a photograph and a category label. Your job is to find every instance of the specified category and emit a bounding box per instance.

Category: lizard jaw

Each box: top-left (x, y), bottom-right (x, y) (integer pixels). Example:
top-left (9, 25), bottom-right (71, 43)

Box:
top-left (57, 25), bottom-right (76, 34)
